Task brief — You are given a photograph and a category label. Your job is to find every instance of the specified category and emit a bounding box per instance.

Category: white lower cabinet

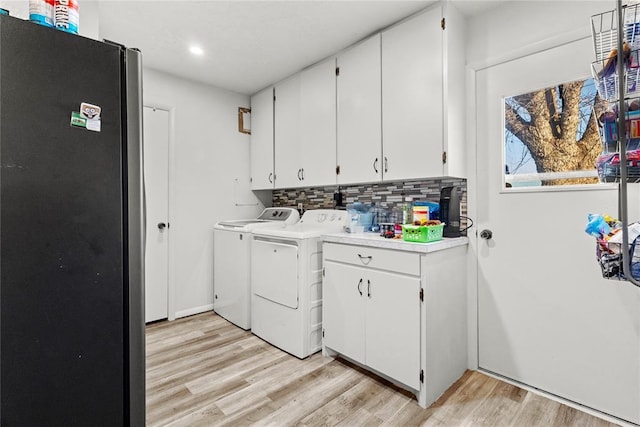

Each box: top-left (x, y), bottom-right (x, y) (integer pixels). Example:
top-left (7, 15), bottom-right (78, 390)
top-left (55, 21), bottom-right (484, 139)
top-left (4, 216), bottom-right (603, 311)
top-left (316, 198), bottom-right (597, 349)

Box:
top-left (323, 261), bottom-right (366, 364)
top-left (322, 240), bottom-right (467, 408)
top-left (323, 249), bottom-right (421, 390)
top-left (365, 268), bottom-right (420, 390)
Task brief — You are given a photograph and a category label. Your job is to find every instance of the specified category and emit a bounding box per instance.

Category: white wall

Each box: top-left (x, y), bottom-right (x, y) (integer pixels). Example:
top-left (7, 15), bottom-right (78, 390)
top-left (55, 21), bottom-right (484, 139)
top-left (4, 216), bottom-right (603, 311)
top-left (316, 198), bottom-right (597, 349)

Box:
top-left (466, 1), bottom-right (612, 68)
top-left (143, 68), bottom-right (265, 319)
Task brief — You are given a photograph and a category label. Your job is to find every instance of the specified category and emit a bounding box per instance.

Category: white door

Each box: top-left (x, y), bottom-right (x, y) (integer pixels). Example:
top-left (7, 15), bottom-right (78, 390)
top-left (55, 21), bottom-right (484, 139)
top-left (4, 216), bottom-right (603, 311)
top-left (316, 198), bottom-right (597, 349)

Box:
top-left (337, 34), bottom-right (382, 185)
top-left (251, 238), bottom-right (299, 308)
top-left (250, 87), bottom-right (275, 190)
top-left (143, 106), bottom-right (170, 323)
top-left (300, 57), bottom-right (337, 188)
top-left (476, 37), bottom-right (640, 423)
top-left (274, 75), bottom-right (301, 189)
top-left (322, 260), bottom-right (366, 364)
top-left (365, 269), bottom-right (420, 390)
top-left (381, 7), bottom-right (443, 181)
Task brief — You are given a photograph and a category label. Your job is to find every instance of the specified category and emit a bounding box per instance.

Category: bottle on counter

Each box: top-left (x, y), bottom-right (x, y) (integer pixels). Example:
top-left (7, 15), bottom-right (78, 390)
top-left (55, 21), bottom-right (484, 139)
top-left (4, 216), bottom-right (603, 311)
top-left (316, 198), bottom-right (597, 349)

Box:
top-left (402, 196), bottom-right (413, 225)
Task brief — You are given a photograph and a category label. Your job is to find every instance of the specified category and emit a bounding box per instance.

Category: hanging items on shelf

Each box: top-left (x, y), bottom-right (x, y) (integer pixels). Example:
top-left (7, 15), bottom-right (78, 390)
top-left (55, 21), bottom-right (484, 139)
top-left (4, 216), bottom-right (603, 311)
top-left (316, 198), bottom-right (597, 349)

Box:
top-left (592, 2), bottom-right (640, 184)
top-left (589, 0), bottom-right (640, 286)
top-left (585, 213), bottom-right (640, 280)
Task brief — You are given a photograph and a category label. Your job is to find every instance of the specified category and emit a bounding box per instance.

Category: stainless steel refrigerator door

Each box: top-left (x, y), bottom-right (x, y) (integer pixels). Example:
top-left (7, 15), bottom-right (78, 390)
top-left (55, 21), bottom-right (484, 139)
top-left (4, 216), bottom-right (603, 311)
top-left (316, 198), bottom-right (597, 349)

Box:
top-left (125, 46), bottom-right (145, 427)
top-left (0, 15), bottom-right (144, 426)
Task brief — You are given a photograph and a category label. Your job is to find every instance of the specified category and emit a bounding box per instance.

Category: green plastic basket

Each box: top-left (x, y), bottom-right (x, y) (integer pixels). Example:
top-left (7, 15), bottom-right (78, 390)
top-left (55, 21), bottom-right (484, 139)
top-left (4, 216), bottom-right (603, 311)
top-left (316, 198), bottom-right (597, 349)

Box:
top-left (402, 224), bottom-right (444, 243)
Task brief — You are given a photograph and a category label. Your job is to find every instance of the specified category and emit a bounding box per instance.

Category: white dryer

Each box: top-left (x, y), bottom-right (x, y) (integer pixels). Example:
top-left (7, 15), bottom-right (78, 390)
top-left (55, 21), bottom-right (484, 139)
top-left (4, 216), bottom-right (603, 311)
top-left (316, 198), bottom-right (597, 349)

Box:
top-left (213, 207), bottom-right (299, 330)
top-left (250, 209), bottom-right (348, 358)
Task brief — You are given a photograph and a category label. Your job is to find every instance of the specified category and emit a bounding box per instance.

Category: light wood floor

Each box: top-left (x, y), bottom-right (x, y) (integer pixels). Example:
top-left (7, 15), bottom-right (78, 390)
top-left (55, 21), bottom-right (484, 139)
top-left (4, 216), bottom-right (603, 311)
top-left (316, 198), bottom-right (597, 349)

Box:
top-left (146, 312), bottom-right (620, 427)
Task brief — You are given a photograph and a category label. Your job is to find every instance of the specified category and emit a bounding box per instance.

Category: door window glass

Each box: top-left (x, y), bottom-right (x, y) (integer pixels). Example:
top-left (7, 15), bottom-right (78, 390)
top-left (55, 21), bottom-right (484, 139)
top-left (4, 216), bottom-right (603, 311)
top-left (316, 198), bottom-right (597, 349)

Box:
top-left (504, 78), bottom-right (607, 187)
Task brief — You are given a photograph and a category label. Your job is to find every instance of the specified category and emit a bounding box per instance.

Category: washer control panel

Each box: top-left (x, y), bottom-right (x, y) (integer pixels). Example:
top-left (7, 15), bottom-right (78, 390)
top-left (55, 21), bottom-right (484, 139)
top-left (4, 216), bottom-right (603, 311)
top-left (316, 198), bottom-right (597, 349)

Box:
top-left (299, 209), bottom-right (347, 226)
top-left (256, 207), bottom-right (299, 223)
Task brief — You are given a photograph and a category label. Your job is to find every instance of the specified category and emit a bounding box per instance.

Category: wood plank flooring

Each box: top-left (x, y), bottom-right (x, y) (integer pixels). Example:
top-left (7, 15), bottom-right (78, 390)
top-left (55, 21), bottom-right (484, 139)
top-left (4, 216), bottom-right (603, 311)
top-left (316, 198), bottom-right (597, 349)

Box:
top-left (146, 312), bottom-right (620, 426)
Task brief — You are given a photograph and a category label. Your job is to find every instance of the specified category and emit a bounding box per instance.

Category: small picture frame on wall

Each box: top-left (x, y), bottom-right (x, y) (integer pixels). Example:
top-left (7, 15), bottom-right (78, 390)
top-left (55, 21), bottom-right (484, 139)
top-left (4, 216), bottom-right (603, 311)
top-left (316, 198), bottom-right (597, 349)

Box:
top-left (238, 107), bottom-right (251, 134)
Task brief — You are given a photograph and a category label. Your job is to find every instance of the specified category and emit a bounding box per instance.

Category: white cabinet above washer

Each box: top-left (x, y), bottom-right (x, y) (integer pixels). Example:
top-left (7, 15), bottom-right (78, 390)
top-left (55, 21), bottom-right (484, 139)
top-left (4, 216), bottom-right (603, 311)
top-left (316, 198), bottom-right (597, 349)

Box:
top-left (336, 34), bottom-right (382, 185)
top-left (274, 74), bottom-right (301, 189)
top-left (299, 57), bottom-right (337, 188)
top-left (270, 59), bottom-right (337, 189)
top-left (250, 87), bottom-right (275, 190)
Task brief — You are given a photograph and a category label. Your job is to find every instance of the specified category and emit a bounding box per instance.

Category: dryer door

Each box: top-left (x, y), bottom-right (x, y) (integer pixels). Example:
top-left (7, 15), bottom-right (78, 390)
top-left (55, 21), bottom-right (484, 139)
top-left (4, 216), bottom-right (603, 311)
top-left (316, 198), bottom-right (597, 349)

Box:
top-left (252, 237), bottom-right (299, 309)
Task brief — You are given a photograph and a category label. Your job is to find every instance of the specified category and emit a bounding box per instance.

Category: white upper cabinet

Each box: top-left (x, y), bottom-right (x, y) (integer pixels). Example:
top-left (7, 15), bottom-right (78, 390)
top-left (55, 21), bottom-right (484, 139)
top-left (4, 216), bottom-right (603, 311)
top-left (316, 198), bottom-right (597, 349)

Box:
top-left (336, 34), bottom-right (382, 185)
top-left (251, 3), bottom-right (466, 189)
top-left (273, 74), bottom-right (301, 189)
top-left (382, 3), bottom-right (466, 180)
top-left (382, 7), bottom-right (444, 181)
top-left (299, 57), bottom-right (337, 188)
top-left (441, 3), bottom-right (466, 178)
top-left (273, 59), bottom-right (337, 190)
top-left (250, 87), bottom-right (275, 190)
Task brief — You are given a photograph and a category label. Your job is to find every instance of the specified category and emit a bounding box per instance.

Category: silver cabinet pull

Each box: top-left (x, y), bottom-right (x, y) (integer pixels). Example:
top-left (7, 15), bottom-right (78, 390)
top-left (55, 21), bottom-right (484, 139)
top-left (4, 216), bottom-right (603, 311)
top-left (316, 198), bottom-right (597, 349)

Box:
top-left (357, 254), bottom-right (372, 265)
top-left (367, 279), bottom-right (371, 298)
top-left (268, 172), bottom-right (273, 183)
top-left (357, 278), bottom-right (363, 296)
top-left (373, 158), bottom-right (379, 173)
top-left (384, 156), bottom-right (388, 173)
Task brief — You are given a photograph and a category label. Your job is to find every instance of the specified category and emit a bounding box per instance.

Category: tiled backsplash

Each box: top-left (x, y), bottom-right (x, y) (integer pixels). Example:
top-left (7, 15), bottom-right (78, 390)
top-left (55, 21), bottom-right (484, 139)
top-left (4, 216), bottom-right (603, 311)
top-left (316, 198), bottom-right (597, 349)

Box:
top-left (272, 177), bottom-right (468, 229)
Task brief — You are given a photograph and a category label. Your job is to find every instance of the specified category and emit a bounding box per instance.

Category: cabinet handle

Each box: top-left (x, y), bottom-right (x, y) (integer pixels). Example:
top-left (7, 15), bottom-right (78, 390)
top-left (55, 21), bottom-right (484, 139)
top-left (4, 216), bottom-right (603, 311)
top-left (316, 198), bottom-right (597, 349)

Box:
top-left (357, 278), bottom-right (363, 296)
top-left (357, 253), bottom-right (372, 265)
top-left (301, 168), bottom-right (304, 180)
top-left (297, 168), bottom-right (302, 181)
top-left (367, 279), bottom-right (371, 298)
top-left (373, 158), bottom-right (379, 174)
top-left (384, 156), bottom-right (388, 173)
top-left (268, 172), bottom-right (273, 183)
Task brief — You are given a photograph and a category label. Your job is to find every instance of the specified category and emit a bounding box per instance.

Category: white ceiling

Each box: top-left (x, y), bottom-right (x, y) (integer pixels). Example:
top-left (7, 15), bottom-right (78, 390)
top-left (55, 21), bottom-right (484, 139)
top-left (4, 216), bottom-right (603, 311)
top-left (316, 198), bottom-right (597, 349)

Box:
top-left (97, 1), bottom-right (507, 95)
top-left (0, 0), bottom-right (507, 95)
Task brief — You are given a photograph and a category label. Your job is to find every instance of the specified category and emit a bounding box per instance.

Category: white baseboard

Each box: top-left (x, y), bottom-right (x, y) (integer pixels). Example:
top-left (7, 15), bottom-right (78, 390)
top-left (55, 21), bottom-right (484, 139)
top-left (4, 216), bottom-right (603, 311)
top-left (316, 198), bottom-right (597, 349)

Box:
top-left (174, 304), bottom-right (214, 319)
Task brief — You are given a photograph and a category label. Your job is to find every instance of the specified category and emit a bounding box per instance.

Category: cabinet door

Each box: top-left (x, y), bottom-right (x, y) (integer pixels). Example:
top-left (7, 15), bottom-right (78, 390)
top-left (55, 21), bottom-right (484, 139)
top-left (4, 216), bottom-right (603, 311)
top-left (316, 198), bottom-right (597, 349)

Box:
top-left (274, 74), bottom-right (301, 189)
top-left (323, 260), bottom-right (366, 364)
top-left (300, 57), bottom-right (337, 187)
top-left (381, 7), bottom-right (443, 181)
top-left (250, 87), bottom-right (275, 190)
top-left (336, 34), bottom-right (382, 185)
top-left (365, 269), bottom-right (421, 390)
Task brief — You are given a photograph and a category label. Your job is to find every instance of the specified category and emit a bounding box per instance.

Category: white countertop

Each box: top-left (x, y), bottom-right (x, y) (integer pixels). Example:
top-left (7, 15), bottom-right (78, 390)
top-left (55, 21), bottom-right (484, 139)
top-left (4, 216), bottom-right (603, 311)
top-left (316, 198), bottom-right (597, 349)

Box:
top-left (322, 231), bottom-right (468, 253)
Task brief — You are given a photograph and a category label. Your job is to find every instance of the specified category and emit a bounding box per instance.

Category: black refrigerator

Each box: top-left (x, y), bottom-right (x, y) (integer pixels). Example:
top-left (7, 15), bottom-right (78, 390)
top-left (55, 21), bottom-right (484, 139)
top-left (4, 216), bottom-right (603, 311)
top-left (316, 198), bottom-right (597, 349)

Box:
top-left (0, 15), bottom-right (145, 426)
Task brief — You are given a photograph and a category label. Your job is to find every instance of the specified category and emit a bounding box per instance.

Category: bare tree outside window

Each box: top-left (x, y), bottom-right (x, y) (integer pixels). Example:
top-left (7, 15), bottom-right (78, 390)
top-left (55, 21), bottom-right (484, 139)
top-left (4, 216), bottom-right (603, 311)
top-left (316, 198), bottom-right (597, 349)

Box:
top-left (504, 78), bottom-right (606, 187)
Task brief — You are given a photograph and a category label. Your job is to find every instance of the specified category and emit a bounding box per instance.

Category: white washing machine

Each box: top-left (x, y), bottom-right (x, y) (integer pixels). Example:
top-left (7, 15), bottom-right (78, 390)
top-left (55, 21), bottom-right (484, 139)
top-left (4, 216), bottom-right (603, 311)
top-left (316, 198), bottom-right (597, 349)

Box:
top-left (213, 207), bottom-right (299, 330)
top-left (250, 209), bottom-right (348, 358)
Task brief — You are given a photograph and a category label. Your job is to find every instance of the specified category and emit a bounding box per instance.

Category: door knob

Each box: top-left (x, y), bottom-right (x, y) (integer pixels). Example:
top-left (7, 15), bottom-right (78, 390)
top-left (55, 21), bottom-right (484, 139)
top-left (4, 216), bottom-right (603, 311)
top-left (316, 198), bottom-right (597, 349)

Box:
top-left (480, 229), bottom-right (492, 240)
top-left (158, 222), bottom-right (167, 230)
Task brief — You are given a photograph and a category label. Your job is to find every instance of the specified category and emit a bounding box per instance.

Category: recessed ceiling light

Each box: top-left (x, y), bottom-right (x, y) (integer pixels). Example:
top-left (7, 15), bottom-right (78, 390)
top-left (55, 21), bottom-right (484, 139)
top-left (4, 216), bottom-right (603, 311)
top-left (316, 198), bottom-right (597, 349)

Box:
top-left (189, 46), bottom-right (204, 56)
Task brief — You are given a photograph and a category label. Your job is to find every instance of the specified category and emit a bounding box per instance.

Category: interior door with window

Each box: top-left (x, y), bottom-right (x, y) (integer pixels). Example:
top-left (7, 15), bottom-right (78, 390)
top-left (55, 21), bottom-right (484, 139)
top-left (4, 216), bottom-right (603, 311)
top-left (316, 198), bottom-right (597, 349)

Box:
top-left (475, 37), bottom-right (640, 423)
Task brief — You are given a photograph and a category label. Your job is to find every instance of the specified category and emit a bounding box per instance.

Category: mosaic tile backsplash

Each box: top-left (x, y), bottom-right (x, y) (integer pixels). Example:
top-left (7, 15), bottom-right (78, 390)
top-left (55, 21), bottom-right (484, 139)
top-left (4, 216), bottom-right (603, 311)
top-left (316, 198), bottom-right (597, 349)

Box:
top-left (272, 177), bottom-right (468, 232)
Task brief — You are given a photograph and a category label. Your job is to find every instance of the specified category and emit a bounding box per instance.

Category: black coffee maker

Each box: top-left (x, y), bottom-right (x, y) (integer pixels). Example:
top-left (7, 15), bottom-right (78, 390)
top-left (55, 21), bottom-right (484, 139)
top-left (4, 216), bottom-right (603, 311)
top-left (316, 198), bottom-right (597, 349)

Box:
top-left (439, 186), bottom-right (461, 238)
